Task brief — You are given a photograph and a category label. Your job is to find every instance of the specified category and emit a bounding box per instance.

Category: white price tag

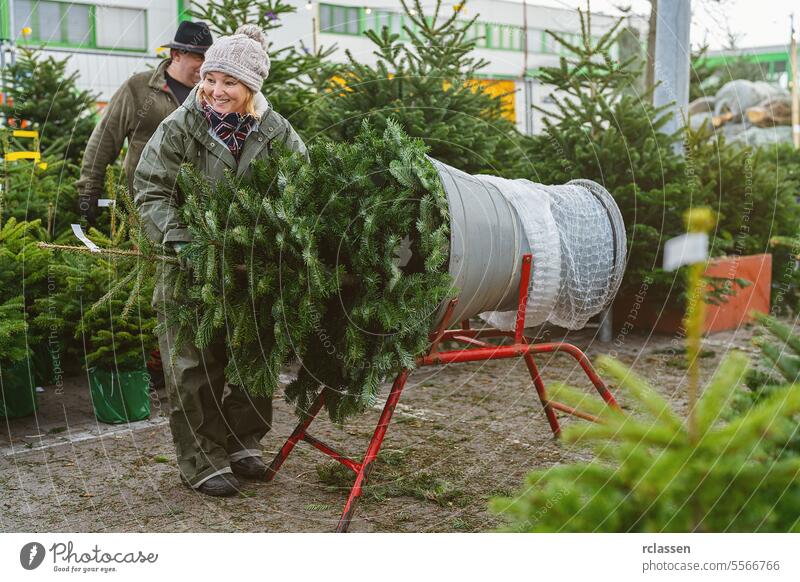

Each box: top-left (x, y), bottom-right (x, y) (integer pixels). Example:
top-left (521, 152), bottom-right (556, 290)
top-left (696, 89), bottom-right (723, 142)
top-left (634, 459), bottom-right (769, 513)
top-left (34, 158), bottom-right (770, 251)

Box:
top-left (71, 223), bottom-right (100, 253)
top-left (97, 198), bottom-right (116, 207)
top-left (663, 232), bottom-right (708, 271)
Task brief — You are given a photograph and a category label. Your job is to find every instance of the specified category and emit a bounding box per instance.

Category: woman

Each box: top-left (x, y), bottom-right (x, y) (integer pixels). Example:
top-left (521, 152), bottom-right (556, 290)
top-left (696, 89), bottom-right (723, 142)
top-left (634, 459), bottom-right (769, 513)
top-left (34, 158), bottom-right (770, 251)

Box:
top-left (134, 25), bottom-right (307, 496)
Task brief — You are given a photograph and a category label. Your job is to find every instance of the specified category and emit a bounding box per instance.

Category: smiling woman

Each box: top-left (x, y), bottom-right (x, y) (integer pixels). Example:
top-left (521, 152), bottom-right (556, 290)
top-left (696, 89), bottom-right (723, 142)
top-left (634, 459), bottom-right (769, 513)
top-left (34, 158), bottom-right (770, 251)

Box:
top-left (200, 71), bottom-right (254, 116)
top-left (133, 23), bottom-right (306, 499)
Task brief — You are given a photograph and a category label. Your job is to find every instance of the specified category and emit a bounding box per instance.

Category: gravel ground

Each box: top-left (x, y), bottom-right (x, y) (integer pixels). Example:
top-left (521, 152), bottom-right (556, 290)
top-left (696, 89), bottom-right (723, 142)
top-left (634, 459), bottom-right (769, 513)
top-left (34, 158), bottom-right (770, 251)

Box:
top-left (1, 323), bottom-right (761, 532)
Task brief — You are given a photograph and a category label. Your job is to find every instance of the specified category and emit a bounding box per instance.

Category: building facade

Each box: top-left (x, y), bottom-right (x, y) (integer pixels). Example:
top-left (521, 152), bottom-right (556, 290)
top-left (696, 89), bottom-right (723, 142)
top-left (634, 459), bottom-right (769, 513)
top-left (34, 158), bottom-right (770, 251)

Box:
top-left (0, 0), bottom-right (188, 101)
top-left (703, 45), bottom-right (796, 87)
top-left (0, 0), bottom-right (645, 134)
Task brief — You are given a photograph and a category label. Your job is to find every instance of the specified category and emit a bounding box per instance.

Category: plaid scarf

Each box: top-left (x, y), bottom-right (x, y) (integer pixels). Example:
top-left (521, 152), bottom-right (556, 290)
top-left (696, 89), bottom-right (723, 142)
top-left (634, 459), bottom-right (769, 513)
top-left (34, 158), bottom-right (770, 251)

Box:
top-left (202, 102), bottom-right (257, 160)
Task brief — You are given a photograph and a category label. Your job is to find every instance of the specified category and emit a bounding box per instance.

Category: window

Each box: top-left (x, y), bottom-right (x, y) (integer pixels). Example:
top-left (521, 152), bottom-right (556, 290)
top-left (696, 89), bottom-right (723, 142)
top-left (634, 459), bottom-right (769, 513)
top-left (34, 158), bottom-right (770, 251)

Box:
top-left (320, 3), bottom-right (360, 35)
top-left (527, 28), bottom-right (541, 53)
top-left (13, 0), bottom-right (92, 47)
top-left (540, 30), bottom-right (554, 53)
top-left (389, 12), bottom-right (403, 36)
top-left (64, 3), bottom-right (91, 45)
top-left (497, 25), bottom-right (523, 51)
top-left (474, 22), bottom-right (489, 48)
top-left (11, 1), bottom-right (147, 52)
top-left (482, 23), bottom-right (494, 47)
top-left (95, 6), bottom-right (146, 50)
top-left (374, 10), bottom-right (391, 34)
top-left (464, 20), bottom-right (478, 43)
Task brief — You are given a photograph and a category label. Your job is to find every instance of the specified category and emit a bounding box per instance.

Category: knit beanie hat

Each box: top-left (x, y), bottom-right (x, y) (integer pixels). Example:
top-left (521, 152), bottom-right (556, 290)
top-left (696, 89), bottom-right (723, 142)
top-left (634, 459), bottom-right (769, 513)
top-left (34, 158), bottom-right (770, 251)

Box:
top-left (200, 24), bottom-right (270, 92)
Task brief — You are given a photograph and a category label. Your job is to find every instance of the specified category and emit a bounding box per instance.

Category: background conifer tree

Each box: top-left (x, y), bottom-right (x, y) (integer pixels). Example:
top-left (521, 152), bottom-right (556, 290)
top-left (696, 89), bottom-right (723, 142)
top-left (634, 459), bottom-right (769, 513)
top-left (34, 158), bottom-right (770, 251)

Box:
top-left (491, 352), bottom-right (800, 532)
top-left (314, 0), bottom-right (524, 175)
top-left (0, 45), bottom-right (97, 164)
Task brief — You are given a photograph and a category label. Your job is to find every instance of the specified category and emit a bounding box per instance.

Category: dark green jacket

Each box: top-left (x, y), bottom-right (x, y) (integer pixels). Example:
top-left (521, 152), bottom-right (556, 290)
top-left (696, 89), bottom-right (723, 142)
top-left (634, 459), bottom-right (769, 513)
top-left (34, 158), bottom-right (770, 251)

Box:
top-left (77, 59), bottom-right (181, 200)
top-left (133, 84), bottom-right (306, 247)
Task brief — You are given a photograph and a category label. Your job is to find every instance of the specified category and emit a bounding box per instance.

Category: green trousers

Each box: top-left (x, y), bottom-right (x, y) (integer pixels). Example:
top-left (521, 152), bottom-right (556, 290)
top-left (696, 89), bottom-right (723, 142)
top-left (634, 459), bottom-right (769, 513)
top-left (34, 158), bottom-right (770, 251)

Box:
top-left (156, 312), bottom-right (273, 487)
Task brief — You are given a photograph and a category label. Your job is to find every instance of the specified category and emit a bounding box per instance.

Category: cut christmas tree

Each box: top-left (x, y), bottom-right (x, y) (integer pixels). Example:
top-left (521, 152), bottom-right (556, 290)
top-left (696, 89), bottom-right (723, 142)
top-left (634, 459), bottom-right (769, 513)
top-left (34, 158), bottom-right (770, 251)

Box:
top-left (166, 120), bottom-right (452, 422)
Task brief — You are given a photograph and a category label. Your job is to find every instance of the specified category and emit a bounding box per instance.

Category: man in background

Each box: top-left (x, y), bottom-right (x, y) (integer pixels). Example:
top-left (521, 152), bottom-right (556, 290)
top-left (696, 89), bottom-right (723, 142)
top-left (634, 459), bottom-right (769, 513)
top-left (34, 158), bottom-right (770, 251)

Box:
top-left (77, 21), bottom-right (213, 223)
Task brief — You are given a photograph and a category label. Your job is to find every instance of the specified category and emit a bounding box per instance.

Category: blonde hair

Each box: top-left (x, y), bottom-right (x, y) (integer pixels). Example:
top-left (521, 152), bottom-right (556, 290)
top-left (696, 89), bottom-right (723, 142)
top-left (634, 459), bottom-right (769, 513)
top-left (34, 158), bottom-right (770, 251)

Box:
top-left (197, 80), bottom-right (259, 119)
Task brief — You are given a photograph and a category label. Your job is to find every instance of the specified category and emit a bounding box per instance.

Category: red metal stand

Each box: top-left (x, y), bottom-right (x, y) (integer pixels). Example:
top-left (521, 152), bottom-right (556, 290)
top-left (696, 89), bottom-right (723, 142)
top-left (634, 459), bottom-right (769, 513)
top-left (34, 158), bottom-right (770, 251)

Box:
top-left (265, 254), bottom-right (619, 532)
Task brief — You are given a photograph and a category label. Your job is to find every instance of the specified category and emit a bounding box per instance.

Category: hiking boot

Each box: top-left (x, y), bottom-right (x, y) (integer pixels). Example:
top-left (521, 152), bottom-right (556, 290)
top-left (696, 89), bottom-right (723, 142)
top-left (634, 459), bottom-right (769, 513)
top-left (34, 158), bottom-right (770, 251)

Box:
top-left (231, 456), bottom-right (267, 480)
top-left (196, 473), bottom-right (240, 497)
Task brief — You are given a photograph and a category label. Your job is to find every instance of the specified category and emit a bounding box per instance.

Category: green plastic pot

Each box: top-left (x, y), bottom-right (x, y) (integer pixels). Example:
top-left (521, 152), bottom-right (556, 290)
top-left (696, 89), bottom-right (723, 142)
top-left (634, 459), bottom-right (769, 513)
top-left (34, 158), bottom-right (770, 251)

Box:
top-left (32, 344), bottom-right (56, 386)
top-left (0, 357), bottom-right (39, 419)
top-left (88, 367), bottom-right (151, 424)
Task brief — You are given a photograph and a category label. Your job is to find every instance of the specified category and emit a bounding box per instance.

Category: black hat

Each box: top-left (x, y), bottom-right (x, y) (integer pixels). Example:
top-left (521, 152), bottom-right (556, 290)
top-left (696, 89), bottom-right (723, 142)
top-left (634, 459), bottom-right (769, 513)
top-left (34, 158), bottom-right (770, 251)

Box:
top-left (164, 21), bottom-right (213, 54)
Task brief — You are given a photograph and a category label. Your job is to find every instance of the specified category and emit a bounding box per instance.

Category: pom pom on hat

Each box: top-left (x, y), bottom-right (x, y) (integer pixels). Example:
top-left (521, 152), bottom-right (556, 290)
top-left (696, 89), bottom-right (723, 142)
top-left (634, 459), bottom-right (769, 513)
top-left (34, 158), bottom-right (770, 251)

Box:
top-left (235, 24), bottom-right (269, 51)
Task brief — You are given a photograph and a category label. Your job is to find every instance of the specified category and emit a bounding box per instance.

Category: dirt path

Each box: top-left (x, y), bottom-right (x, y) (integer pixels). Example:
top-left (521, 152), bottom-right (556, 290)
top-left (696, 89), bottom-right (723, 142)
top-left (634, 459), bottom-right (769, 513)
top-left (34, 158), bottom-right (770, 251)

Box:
top-left (1, 325), bottom-right (759, 532)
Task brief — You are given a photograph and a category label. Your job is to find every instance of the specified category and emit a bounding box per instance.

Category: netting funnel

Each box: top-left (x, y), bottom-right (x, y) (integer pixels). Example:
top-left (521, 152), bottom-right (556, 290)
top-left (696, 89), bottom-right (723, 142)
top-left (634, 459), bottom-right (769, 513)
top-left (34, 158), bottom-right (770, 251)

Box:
top-left (430, 158), bottom-right (626, 331)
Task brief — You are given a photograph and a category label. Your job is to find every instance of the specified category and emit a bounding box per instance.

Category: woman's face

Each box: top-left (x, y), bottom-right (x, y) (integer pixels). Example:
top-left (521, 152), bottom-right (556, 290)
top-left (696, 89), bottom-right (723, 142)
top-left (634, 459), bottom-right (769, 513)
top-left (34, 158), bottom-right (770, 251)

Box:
top-left (202, 71), bottom-right (249, 115)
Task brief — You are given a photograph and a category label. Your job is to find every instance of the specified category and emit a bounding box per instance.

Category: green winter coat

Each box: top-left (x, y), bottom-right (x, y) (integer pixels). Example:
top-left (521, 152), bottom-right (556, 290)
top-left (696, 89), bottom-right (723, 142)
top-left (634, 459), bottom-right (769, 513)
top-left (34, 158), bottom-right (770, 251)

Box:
top-left (77, 58), bottom-right (182, 201)
top-left (133, 84), bottom-right (306, 248)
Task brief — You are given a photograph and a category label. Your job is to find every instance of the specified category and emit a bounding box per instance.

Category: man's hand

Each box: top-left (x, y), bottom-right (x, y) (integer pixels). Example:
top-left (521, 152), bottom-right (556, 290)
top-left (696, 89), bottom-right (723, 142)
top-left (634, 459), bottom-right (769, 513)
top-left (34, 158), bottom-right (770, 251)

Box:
top-left (78, 194), bottom-right (99, 225)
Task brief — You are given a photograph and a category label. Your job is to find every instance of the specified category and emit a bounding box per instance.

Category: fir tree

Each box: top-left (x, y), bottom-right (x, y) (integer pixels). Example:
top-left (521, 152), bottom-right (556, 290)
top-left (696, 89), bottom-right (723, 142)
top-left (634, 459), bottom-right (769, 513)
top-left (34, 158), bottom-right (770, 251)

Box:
top-left (0, 296), bottom-right (30, 365)
top-left (314, 0), bottom-right (524, 175)
top-left (683, 126), bottom-right (800, 312)
top-left (747, 314), bottom-right (800, 392)
top-left (0, 217), bottom-right (50, 312)
top-left (490, 352), bottom-right (800, 532)
top-left (0, 218), bottom-right (51, 377)
top-left (161, 120), bottom-right (452, 421)
top-left (1, 152), bottom-right (82, 236)
top-left (0, 45), bottom-right (98, 164)
top-left (34, 225), bottom-right (157, 374)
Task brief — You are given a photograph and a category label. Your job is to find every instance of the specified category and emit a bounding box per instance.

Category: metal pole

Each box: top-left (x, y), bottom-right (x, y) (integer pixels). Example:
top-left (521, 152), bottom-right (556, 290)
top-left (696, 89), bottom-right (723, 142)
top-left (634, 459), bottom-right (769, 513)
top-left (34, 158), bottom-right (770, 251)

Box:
top-left (791, 14), bottom-right (799, 149)
top-left (0, 40), bottom-right (6, 109)
top-left (652, 0), bottom-right (691, 153)
top-left (312, 1), bottom-right (318, 54)
top-left (9, 0), bottom-right (15, 41)
top-left (8, 0), bottom-right (16, 65)
top-left (525, 78), bottom-right (533, 135)
top-left (522, 0), bottom-right (528, 78)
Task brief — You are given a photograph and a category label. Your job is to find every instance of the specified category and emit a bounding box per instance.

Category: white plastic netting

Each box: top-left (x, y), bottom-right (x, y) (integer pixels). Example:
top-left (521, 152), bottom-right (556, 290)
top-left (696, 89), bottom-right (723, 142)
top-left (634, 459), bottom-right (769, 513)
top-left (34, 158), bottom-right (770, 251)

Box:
top-left (479, 178), bottom-right (625, 331)
top-left (713, 80), bottom-right (788, 121)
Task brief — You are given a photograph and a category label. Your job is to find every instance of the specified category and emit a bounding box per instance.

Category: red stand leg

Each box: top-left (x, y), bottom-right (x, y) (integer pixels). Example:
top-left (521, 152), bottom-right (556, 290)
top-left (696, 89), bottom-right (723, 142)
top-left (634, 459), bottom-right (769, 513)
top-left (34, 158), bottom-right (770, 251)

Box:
top-left (523, 353), bottom-right (561, 437)
top-left (336, 369), bottom-right (409, 532)
top-left (265, 391), bottom-right (325, 482)
top-left (265, 254), bottom-right (620, 531)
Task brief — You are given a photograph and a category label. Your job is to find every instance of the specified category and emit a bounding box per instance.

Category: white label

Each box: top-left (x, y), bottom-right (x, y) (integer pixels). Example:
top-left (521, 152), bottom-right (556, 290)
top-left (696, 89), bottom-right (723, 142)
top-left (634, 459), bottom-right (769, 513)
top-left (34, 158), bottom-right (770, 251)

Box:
top-left (70, 223), bottom-right (100, 253)
top-left (97, 198), bottom-right (116, 207)
top-left (663, 232), bottom-right (708, 271)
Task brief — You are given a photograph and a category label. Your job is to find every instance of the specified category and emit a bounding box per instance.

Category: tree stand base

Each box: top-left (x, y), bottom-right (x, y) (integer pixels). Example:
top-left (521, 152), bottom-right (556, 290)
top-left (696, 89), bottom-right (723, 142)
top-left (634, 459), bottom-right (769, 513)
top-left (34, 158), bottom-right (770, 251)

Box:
top-left (265, 254), bottom-right (619, 532)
